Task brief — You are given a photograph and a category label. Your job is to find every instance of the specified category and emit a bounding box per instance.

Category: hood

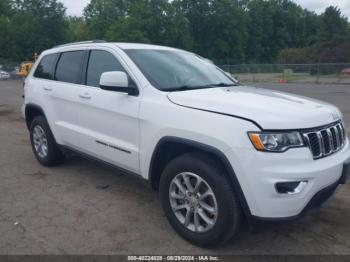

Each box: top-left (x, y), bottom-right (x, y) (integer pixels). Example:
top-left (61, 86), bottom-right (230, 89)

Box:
top-left (167, 86), bottom-right (342, 130)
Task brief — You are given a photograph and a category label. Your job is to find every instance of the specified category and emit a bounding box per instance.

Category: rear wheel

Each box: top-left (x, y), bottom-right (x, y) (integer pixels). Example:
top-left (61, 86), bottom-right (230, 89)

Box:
top-left (30, 116), bottom-right (64, 166)
top-left (159, 152), bottom-right (242, 246)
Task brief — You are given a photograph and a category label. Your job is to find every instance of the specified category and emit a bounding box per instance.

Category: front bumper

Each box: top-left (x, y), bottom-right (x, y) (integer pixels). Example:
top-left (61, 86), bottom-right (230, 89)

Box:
top-left (226, 138), bottom-right (350, 219)
top-left (254, 163), bottom-right (348, 221)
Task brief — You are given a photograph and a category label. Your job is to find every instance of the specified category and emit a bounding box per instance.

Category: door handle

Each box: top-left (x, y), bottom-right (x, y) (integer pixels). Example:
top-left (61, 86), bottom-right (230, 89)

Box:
top-left (79, 93), bottom-right (91, 99)
top-left (43, 87), bottom-right (53, 91)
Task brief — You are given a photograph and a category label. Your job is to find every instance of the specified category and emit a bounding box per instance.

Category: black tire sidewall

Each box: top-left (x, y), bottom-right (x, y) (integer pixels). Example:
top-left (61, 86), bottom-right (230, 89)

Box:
top-left (159, 153), bottom-right (241, 246)
top-left (29, 116), bottom-right (61, 166)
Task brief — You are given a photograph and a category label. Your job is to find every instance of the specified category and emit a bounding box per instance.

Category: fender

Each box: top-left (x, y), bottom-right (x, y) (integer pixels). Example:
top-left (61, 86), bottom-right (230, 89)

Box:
top-left (24, 103), bottom-right (48, 129)
top-left (149, 136), bottom-right (252, 217)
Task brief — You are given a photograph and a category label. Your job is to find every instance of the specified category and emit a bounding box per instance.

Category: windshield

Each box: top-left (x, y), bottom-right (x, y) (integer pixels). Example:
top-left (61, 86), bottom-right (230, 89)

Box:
top-left (124, 49), bottom-right (237, 91)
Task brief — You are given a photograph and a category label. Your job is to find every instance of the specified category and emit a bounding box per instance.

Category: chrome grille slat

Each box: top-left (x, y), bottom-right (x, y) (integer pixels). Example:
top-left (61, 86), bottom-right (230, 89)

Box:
top-left (334, 125), bottom-right (340, 147)
top-left (336, 124), bottom-right (343, 145)
top-left (326, 128), bottom-right (335, 152)
top-left (316, 131), bottom-right (325, 156)
top-left (340, 124), bottom-right (345, 141)
top-left (303, 122), bottom-right (347, 160)
top-left (320, 130), bottom-right (331, 155)
top-left (330, 127), bottom-right (338, 148)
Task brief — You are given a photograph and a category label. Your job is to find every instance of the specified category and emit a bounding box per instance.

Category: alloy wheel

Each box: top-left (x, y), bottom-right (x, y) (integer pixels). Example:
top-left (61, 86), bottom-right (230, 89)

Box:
top-left (169, 172), bottom-right (218, 233)
top-left (32, 125), bottom-right (48, 158)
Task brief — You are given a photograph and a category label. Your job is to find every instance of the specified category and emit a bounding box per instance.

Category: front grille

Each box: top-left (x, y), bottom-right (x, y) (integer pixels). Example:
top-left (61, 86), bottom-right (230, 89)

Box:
top-left (303, 122), bottom-right (347, 159)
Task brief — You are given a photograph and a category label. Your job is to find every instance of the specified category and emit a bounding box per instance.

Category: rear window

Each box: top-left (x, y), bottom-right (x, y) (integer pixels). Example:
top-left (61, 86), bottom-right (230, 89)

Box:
top-left (34, 53), bottom-right (59, 80)
top-left (55, 51), bottom-right (85, 84)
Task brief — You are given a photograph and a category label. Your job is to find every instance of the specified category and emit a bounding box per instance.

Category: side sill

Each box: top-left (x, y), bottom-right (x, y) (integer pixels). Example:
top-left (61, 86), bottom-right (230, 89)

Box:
top-left (59, 145), bottom-right (148, 186)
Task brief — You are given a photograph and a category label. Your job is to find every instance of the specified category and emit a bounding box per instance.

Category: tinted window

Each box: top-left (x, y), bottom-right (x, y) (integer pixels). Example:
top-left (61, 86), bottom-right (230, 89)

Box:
top-left (86, 50), bottom-right (125, 87)
top-left (55, 51), bottom-right (85, 84)
top-left (34, 53), bottom-right (59, 80)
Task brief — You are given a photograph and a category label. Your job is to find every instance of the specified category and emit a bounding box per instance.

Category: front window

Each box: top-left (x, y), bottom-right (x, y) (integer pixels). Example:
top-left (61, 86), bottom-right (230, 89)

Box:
top-left (86, 50), bottom-right (125, 87)
top-left (125, 49), bottom-right (237, 91)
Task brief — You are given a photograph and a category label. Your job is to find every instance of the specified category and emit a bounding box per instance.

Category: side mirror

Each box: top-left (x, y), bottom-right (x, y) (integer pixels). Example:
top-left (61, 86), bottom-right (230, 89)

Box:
top-left (99, 71), bottom-right (138, 96)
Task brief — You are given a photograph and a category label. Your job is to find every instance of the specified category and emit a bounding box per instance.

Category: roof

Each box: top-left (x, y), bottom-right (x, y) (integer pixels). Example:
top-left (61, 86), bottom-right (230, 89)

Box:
top-left (114, 43), bottom-right (179, 51)
top-left (48, 41), bottom-right (180, 53)
top-left (39, 42), bottom-right (188, 60)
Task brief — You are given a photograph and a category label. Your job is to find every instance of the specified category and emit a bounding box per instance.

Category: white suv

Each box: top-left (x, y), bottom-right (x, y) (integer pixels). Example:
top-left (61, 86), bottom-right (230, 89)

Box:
top-left (23, 41), bottom-right (350, 246)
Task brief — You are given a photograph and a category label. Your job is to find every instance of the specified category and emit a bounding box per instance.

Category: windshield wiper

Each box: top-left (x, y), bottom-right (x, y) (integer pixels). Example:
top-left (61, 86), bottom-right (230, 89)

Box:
top-left (206, 82), bottom-right (238, 87)
top-left (166, 82), bottom-right (237, 92)
top-left (166, 85), bottom-right (212, 92)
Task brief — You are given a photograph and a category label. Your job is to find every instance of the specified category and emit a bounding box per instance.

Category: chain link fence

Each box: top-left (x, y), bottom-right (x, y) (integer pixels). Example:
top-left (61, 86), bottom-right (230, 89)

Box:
top-left (220, 63), bottom-right (350, 84)
top-left (2, 61), bottom-right (350, 84)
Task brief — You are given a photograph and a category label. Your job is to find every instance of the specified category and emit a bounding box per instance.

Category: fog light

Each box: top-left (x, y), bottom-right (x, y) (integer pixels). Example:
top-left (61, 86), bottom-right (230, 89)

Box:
top-left (275, 181), bottom-right (308, 195)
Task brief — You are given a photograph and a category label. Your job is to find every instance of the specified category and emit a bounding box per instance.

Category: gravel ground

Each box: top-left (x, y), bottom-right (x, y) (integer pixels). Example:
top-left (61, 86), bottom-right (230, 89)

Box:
top-left (0, 80), bottom-right (349, 255)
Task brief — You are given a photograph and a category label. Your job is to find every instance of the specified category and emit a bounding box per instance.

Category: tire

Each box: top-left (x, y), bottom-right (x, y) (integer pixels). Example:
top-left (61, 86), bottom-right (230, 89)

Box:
top-left (159, 152), bottom-right (242, 247)
top-left (29, 116), bottom-right (64, 166)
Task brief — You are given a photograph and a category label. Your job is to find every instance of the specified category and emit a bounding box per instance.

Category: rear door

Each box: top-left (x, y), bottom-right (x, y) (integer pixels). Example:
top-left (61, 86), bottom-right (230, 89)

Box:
top-left (43, 49), bottom-right (86, 148)
top-left (75, 48), bottom-right (141, 173)
top-left (31, 53), bottom-right (62, 142)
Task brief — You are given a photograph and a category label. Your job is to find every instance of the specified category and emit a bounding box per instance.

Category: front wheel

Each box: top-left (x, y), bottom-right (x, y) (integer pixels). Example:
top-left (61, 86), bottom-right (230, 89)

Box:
top-left (159, 152), bottom-right (242, 246)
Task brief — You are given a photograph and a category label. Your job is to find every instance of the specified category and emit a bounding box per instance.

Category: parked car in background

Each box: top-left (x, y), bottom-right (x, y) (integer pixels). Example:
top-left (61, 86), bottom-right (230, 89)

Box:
top-left (341, 68), bottom-right (350, 75)
top-left (0, 70), bottom-right (10, 80)
top-left (22, 41), bottom-right (350, 247)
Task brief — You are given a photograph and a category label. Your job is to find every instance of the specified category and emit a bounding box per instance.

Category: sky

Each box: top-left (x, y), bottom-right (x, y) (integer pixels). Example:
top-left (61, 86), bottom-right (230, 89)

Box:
top-left (60, 0), bottom-right (350, 19)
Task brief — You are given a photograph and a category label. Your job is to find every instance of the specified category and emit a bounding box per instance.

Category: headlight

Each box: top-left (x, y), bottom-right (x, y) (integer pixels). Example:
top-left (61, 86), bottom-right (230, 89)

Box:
top-left (248, 131), bottom-right (304, 152)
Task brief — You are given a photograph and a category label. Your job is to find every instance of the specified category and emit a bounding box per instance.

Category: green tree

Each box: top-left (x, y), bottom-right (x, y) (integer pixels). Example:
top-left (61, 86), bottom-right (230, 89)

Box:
top-left (317, 6), bottom-right (349, 48)
top-left (1, 0), bottom-right (349, 64)
top-left (7, 0), bottom-right (67, 60)
top-left (106, 0), bottom-right (193, 49)
top-left (105, 18), bottom-right (151, 43)
top-left (275, 47), bottom-right (313, 64)
top-left (65, 16), bottom-right (91, 42)
top-left (0, 0), bottom-right (11, 16)
top-left (177, 0), bottom-right (247, 63)
top-left (84, 0), bottom-right (130, 39)
top-left (0, 0), bottom-right (13, 61)
top-left (246, 0), bottom-right (319, 63)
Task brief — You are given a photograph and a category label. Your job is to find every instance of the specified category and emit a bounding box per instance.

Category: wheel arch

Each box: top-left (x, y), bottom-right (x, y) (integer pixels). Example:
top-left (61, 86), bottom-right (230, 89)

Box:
top-left (148, 136), bottom-right (252, 217)
top-left (25, 103), bottom-right (47, 130)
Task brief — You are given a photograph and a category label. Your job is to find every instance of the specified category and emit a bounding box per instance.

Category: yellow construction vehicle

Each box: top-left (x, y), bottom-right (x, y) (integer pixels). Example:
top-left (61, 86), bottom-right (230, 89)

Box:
top-left (16, 53), bottom-right (39, 78)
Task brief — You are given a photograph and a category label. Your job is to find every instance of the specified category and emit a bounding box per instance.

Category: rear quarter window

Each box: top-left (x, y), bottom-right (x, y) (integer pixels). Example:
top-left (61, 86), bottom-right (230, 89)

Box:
top-left (34, 53), bottom-right (59, 80)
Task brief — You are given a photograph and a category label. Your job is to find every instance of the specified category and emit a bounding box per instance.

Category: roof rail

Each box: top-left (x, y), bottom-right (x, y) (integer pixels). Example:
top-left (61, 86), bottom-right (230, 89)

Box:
top-left (53, 40), bottom-right (107, 48)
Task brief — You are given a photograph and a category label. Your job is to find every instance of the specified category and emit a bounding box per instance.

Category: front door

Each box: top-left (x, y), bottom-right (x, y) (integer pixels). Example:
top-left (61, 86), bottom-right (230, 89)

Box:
top-left (75, 49), bottom-right (141, 173)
